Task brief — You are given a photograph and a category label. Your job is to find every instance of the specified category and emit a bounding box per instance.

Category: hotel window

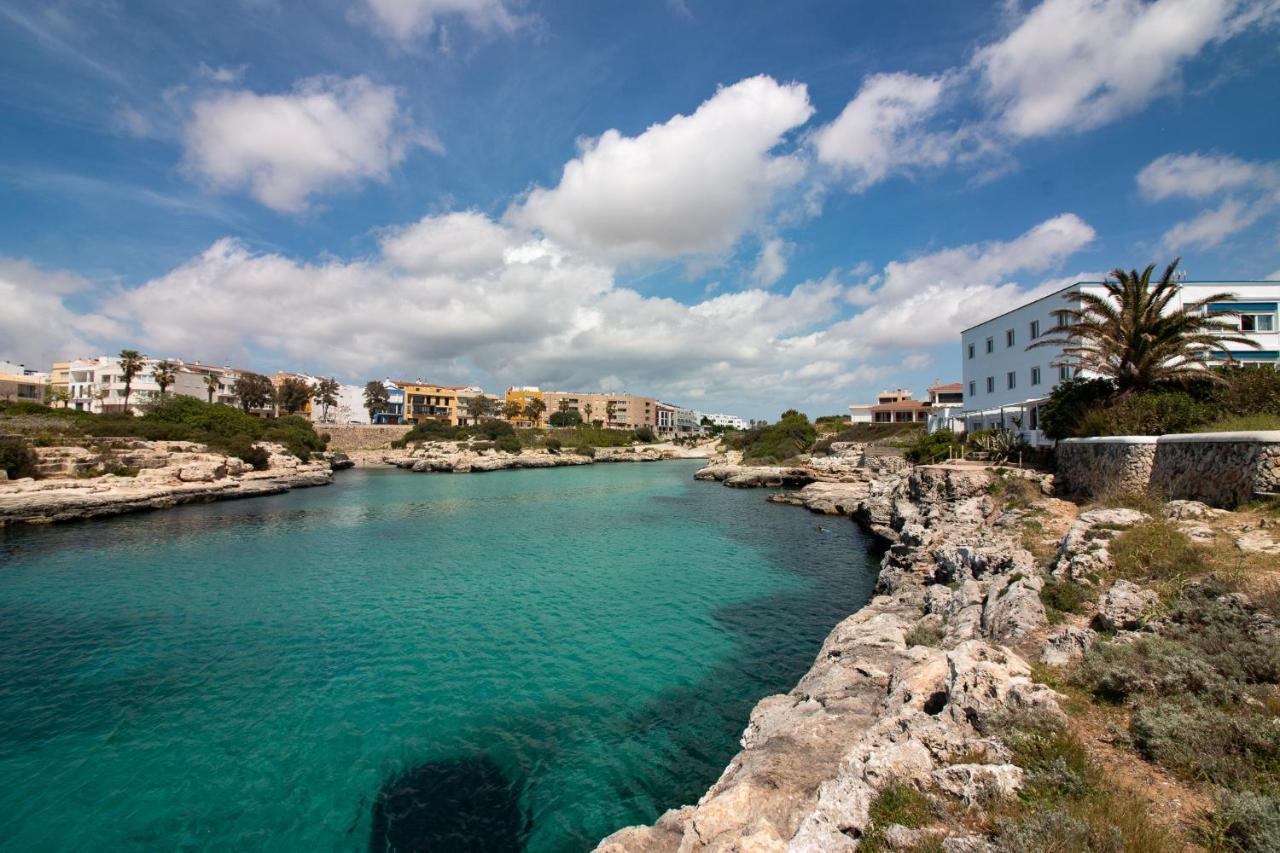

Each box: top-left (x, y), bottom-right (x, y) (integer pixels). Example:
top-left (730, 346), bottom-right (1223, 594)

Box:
top-left (1031, 366), bottom-right (1041, 386)
top-left (986, 337), bottom-right (993, 353)
top-left (1030, 320), bottom-right (1040, 339)
top-left (1007, 371), bottom-right (1016, 390)
top-left (986, 376), bottom-right (994, 393)
top-left (967, 343), bottom-right (975, 359)
top-left (1241, 313), bottom-right (1275, 332)
top-left (968, 380), bottom-right (976, 397)
top-left (1059, 365), bottom-right (1071, 381)
top-left (1006, 329), bottom-right (1015, 348)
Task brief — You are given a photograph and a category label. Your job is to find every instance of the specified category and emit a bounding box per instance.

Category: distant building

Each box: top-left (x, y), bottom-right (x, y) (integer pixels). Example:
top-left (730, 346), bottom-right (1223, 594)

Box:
top-left (0, 372), bottom-right (44, 403)
top-left (539, 390), bottom-right (658, 430)
top-left (863, 384), bottom-right (963, 430)
top-left (869, 388), bottom-right (928, 424)
top-left (848, 403), bottom-right (874, 423)
top-left (398, 381), bottom-right (462, 426)
top-left (372, 382), bottom-right (405, 425)
top-left (504, 386), bottom-right (545, 428)
top-left (925, 381), bottom-right (965, 434)
top-left (960, 279), bottom-right (1279, 445)
top-left (701, 412), bottom-right (747, 430)
top-left (61, 356), bottom-right (241, 414)
top-left (455, 386), bottom-right (502, 426)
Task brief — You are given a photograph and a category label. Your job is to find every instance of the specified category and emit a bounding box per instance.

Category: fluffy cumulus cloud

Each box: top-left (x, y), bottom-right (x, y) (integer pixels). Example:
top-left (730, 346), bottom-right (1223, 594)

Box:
top-left (812, 72), bottom-right (956, 188)
top-left (750, 238), bottom-right (790, 286)
top-left (1137, 152), bottom-right (1280, 251)
top-left (509, 75), bottom-right (814, 260)
top-left (0, 259), bottom-right (125, 367)
top-left (360, 0), bottom-right (523, 43)
top-left (975, 0), bottom-right (1260, 138)
top-left (183, 75), bottom-right (436, 212)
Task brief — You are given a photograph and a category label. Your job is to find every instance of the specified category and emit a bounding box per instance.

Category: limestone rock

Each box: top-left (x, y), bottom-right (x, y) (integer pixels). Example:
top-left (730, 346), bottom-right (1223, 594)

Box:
top-left (1235, 528), bottom-right (1280, 554)
top-left (931, 763), bottom-right (1023, 806)
top-left (1094, 580), bottom-right (1160, 632)
top-left (1039, 626), bottom-right (1093, 666)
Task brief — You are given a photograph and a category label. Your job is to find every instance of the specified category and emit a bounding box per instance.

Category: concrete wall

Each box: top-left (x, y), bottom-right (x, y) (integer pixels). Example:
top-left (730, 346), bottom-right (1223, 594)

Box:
top-left (1057, 431), bottom-right (1280, 507)
top-left (320, 424), bottom-right (412, 451)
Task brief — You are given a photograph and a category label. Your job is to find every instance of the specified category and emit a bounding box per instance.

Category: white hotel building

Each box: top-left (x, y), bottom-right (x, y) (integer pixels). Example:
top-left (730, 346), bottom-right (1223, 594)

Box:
top-left (960, 280), bottom-right (1280, 446)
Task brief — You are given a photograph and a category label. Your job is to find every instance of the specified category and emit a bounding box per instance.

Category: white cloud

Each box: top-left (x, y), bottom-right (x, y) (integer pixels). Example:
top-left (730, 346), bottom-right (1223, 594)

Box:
top-left (827, 213), bottom-right (1097, 351)
top-left (1137, 152), bottom-right (1278, 200)
top-left (812, 72), bottom-right (956, 188)
top-left (360, 0), bottom-right (523, 43)
top-left (380, 211), bottom-right (513, 275)
top-left (196, 63), bottom-right (247, 84)
top-left (975, 0), bottom-right (1259, 138)
top-left (750, 238), bottom-right (790, 286)
top-left (1159, 197), bottom-right (1271, 251)
top-left (509, 75), bottom-right (814, 260)
top-left (1137, 152), bottom-right (1280, 250)
top-left (0, 258), bottom-right (124, 368)
top-left (183, 75), bottom-right (436, 212)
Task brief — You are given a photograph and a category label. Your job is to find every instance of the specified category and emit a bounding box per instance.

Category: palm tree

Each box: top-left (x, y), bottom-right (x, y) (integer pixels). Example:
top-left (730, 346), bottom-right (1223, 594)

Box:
top-left (526, 397), bottom-right (547, 427)
top-left (364, 381), bottom-right (390, 421)
top-left (1030, 259), bottom-right (1259, 394)
top-left (605, 400), bottom-right (617, 427)
top-left (582, 402), bottom-right (594, 425)
top-left (502, 398), bottom-right (523, 422)
top-left (313, 377), bottom-right (340, 422)
top-left (152, 360), bottom-right (177, 398)
top-left (117, 349), bottom-right (145, 412)
top-left (204, 373), bottom-right (220, 404)
top-left (466, 395), bottom-right (494, 423)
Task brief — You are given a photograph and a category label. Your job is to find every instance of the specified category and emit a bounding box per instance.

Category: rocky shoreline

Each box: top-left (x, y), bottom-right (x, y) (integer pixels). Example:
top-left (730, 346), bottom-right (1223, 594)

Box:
top-left (0, 440), bottom-right (336, 526)
top-left (346, 440), bottom-right (714, 473)
top-left (598, 443), bottom-right (1219, 851)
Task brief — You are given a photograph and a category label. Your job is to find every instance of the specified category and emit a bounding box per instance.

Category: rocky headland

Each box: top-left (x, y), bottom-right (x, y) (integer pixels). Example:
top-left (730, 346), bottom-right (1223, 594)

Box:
top-left (599, 442), bottom-right (1280, 850)
top-left (0, 440), bottom-right (336, 526)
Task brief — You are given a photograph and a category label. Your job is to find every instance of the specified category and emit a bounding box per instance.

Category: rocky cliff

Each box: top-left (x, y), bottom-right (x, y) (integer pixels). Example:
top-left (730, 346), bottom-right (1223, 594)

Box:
top-left (0, 440), bottom-right (334, 525)
top-left (599, 451), bottom-right (1072, 851)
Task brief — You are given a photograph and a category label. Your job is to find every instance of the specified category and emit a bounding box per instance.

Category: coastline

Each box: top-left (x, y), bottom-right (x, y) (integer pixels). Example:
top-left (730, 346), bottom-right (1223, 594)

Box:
top-left (598, 447), bottom-right (1065, 851)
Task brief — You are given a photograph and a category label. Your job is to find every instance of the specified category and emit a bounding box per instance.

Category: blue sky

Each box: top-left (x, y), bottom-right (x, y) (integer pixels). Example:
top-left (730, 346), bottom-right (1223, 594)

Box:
top-left (2, 0), bottom-right (1279, 419)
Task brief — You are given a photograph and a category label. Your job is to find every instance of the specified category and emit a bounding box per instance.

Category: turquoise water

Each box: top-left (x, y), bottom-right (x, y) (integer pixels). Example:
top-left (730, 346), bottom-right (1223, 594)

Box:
top-left (0, 462), bottom-right (878, 851)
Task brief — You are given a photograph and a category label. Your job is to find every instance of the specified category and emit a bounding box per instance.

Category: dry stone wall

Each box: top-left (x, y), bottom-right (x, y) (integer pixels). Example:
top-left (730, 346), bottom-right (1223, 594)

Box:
top-left (319, 424), bottom-right (412, 451)
top-left (1057, 431), bottom-right (1280, 507)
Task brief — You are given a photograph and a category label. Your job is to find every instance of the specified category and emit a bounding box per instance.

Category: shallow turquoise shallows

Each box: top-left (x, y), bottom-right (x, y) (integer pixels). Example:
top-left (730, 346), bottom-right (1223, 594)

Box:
top-left (0, 462), bottom-right (877, 852)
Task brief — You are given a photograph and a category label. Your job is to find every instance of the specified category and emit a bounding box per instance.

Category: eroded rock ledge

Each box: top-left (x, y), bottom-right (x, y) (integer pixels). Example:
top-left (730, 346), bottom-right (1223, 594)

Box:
top-left (0, 440), bottom-right (334, 526)
top-left (599, 453), bottom-right (1062, 852)
top-left (351, 441), bottom-right (712, 473)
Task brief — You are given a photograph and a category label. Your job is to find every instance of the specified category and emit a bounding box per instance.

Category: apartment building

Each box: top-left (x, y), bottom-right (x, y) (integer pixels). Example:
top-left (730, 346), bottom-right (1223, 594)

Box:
top-left (62, 356), bottom-right (240, 414)
top-left (701, 412), bottom-right (748, 430)
top-left (540, 390), bottom-right (658, 429)
top-left (0, 372), bottom-right (44, 403)
top-left (504, 387), bottom-right (544, 428)
top-left (455, 386), bottom-right (502, 427)
top-left (372, 382), bottom-right (405, 425)
top-left (399, 381), bottom-right (461, 426)
top-left (960, 279), bottom-right (1280, 445)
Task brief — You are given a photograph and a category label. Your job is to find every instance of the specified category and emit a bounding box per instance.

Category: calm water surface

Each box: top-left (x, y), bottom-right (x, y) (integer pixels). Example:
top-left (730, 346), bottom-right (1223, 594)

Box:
top-left (0, 462), bottom-right (877, 851)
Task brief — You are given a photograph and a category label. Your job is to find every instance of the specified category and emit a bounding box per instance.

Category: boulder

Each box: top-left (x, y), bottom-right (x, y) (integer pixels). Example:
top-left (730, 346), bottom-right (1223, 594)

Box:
top-left (1093, 580), bottom-right (1159, 632)
top-left (1039, 626), bottom-right (1093, 666)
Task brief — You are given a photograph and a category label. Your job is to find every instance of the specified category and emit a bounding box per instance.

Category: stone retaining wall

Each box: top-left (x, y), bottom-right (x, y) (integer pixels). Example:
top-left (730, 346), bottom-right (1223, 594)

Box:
top-left (319, 424), bottom-right (412, 451)
top-left (1057, 431), bottom-right (1280, 507)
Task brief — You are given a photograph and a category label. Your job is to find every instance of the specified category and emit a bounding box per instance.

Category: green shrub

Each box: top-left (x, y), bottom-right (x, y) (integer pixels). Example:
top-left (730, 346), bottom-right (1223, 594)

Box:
top-left (904, 623), bottom-right (944, 647)
top-left (1041, 378), bottom-right (1116, 440)
top-left (1130, 700), bottom-right (1280, 789)
top-left (543, 437), bottom-right (561, 452)
top-left (0, 401), bottom-right (57, 416)
top-left (1109, 519), bottom-right (1204, 583)
top-left (399, 419), bottom-right (458, 444)
top-left (464, 419), bottom-right (515, 440)
top-left (0, 437), bottom-right (39, 479)
top-left (905, 429), bottom-right (962, 463)
top-left (1201, 789), bottom-right (1280, 853)
top-left (859, 781), bottom-right (935, 853)
top-left (633, 426), bottom-right (656, 443)
top-left (1040, 579), bottom-right (1088, 615)
top-left (1075, 391), bottom-right (1215, 437)
top-left (727, 410), bottom-right (816, 463)
top-left (575, 443), bottom-right (595, 458)
top-left (549, 410), bottom-right (583, 428)
top-left (219, 436), bottom-right (270, 470)
top-left (496, 434), bottom-right (522, 453)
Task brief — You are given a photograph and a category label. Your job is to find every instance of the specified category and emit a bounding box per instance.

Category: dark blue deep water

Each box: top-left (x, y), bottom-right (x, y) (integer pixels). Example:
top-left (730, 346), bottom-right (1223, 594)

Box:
top-left (0, 462), bottom-right (877, 851)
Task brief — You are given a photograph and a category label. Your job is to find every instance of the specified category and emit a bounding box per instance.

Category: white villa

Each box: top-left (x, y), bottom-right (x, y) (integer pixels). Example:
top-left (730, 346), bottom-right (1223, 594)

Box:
top-left (60, 356), bottom-right (240, 414)
top-left (959, 279), bottom-right (1280, 446)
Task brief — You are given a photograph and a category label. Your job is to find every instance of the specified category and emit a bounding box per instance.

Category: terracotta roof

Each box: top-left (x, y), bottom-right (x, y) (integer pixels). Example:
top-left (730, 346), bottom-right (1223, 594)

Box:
top-left (870, 400), bottom-right (932, 412)
top-left (928, 382), bottom-right (963, 393)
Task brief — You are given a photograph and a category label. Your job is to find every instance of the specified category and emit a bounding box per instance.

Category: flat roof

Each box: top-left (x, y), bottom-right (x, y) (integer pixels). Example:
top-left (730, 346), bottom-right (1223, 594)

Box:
top-left (960, 279), bottom-right (1280, 334)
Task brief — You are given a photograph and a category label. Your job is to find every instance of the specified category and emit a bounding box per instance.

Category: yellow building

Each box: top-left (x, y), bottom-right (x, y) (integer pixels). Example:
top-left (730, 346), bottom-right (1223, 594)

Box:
top-left (400, 382), bottom-right (461, 426)
top-left (503, 386), bottom-right (545, 428)
top-left (49, 361), bottom-right (71, 407)
top-left (0, 373), bottom-right (45, 404)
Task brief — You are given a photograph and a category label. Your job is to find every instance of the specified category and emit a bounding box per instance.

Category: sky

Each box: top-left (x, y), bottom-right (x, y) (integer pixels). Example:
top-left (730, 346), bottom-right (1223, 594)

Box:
top-left (2, 0), bottom-right (1279, 420)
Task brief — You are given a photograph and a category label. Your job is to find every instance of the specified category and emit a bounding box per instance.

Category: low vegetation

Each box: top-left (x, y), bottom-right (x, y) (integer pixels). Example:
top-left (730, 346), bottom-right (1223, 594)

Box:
top-left (1107, 518), bottom-right (1205, 588)
top-left (723, 410), bottom-right (816, 463)
top-left (0, 397), bottom-right (327, 469)
top-left (1070, 582), bottom-right (1280, 851)
top-left (859, 782), bottom-right (938, 853)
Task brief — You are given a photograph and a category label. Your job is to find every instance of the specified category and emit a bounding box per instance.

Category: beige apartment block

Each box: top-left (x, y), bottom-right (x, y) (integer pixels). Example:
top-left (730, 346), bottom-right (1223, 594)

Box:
top-left (541, 391), bottom-right (657, 429)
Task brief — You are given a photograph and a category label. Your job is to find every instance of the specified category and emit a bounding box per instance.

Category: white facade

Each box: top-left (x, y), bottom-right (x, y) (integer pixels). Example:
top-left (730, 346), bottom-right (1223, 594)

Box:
top-left (0, 360), bottom-right (48, 380)
top-left (848, 403), bottom-right (873, 422)
top-left (960, 280), bottom-right (1280, 444)
top-left (700, 412), bottom-right (748, 430)
top-left (65, 356), bottom-right (240, 414)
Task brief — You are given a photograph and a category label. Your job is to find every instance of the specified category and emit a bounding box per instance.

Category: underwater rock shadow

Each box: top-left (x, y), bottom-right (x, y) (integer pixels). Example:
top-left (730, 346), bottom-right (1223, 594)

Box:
top-left (369, 754), bottom-right (529, 852)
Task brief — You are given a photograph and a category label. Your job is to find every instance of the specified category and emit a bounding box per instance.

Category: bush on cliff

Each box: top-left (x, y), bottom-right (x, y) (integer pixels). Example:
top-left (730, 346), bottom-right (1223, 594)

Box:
top-left (726, 410), bottom-right (816, 464)
top-left (0, 437), bottom-right (39, 479)
top-left (905, 429), bottom-right (962, 463)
